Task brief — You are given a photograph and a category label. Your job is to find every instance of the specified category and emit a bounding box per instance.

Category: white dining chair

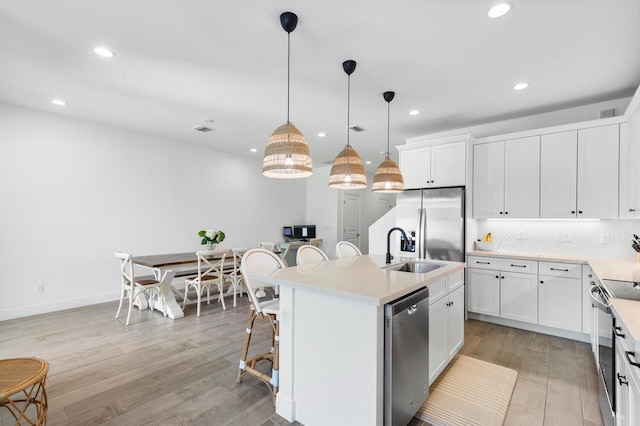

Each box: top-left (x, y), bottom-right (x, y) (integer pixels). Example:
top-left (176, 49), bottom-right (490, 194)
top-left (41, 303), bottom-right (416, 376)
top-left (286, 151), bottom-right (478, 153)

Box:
top-left (237, 248), bottom-right (286, 402)
top-left (296, 244), bottom-right (330, 266)
top-left (224, 247), bottom-right (252, 307)
top-left (336, 241), bottom-right (362, 259)
top-left (183, 249), bottom-right (229, 316)
top-left (115, 251), bottom-right (166, 326)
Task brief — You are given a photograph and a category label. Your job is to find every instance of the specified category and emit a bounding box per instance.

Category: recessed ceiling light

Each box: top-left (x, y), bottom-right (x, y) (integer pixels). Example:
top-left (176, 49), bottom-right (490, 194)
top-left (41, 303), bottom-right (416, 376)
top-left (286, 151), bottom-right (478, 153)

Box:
top-left (250, 148), bottom-right (258, 153)
top-left (513, 82), bottom-right (529, 90)
top-left (365, 160), bottom-right (372, 165)
top-left (488, 2), bottom-right (512, 18)
top-left (94, 47), bottom-right (115, 58)
top-left (318, 132), bottom-right (326, 137)
top-left (51, 99), bottom-right (67, 106)
top-left (409, 110), bottom-right (420, 116)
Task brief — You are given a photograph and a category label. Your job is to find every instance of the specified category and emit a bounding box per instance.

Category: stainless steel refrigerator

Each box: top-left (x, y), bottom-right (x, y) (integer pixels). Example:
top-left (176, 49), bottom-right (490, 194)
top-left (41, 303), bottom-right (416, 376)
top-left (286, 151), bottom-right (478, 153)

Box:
top-left (395, 186), bottom-right (465, 262)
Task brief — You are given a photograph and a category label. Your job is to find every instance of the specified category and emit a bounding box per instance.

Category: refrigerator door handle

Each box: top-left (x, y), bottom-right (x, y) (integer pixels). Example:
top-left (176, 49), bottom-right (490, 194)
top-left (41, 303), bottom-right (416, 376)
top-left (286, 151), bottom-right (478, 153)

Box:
top-left (417, 207), bottom-right (427, 259)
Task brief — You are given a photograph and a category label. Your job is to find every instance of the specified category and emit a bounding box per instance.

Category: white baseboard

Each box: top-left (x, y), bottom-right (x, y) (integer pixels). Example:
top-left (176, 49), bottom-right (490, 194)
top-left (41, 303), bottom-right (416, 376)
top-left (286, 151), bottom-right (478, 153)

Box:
top-left (0, 292), bottom-right (120, 321)
top-left (276, 394), bottom-right (296, 423)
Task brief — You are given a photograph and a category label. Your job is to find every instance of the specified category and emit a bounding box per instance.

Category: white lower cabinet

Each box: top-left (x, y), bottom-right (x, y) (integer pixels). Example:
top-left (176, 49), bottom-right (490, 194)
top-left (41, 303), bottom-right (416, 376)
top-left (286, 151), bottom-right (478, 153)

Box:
top-left (468, 256), bottom-right (585, 335)
top-left (467, 256), bottom-right (538, 323)
top-left (538, 261), bottom-right (582, 332)
top-left (500, 271), bottom-right (538, 324)
top-left (467, 268), bottom-right (500, 316)
top-left (429, 270), bottom-right (465, 385)
top-left (614, 316), bottom-right (640, 426)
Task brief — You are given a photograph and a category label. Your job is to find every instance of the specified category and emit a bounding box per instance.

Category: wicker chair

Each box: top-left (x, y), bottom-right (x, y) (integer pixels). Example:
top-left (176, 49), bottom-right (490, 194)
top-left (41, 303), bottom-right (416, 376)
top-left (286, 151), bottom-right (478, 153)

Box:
top-left (237, 248), bottom-right (286, 402)
top-left (296, 244), bottom-right (330, 266)
top-left (336, 241), bottom-right (362, 259)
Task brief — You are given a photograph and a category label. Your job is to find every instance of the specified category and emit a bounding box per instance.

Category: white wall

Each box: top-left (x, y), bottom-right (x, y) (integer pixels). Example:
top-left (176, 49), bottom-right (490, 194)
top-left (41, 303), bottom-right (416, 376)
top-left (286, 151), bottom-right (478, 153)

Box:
top-left (0, 102), bottom-right (306, 320)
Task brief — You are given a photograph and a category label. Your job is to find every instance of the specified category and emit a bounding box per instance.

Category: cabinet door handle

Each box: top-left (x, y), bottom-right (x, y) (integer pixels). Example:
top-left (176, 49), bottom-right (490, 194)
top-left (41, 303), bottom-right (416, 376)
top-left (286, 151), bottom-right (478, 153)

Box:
top-left (540, 280), bottom-right (544, 284)
top-left (618, 373), bottom-right (629, 386)
top-left (510, 264), bottom-right (527, 268)
top-left (499, 211), bottom-right (503, 215)
top-left (571, 210), bottom-right (576, 214)
top-left (578, 211), bottom-right (583, 214)
top-left (550, 267), bottom-right (569, 272)
top-left (614, 326), bottom-right (626, 338)
top-left (495, 275), bottom-right (499, 279)
top-left (625, 351), bottom-right (640, 368)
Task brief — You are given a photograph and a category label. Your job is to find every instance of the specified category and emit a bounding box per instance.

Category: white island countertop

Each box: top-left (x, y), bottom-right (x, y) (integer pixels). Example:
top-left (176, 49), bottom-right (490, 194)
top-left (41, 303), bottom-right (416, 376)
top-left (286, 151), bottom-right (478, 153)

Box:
top-left (251, 254), bottom-right (465, 306)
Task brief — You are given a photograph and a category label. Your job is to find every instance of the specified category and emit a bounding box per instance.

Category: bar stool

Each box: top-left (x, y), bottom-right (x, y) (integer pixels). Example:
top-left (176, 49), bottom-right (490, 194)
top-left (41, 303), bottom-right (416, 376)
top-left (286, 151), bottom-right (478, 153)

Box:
top-left (236, 248), bottom-right (285, 403)
top-left (0, 358), bottom-right (49, 425)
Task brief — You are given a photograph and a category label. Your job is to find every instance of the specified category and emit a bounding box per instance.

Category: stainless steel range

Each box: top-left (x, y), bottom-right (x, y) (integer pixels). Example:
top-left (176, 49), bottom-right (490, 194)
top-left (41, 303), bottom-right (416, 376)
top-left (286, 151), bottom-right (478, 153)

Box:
top-left (591, 279), bottom-right (640, 426)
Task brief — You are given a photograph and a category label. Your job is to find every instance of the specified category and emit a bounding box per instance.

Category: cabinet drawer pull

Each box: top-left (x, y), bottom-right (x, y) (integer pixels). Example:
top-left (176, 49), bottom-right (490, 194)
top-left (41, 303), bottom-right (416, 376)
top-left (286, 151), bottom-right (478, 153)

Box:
top-left (618, 373), bottom-right (629, 386)
top-left (625, 351), bottom-right (640, 368)
top-left (510, 264), bottom-right (527, 268)
top-left (550, 267), bottom-right (569, 272)
top-left (476, 261), bottom-right (491, 264)
top-left (614, 326), bottom-right (626, 338)
top-left (630, 208), bottom-right (636, 212)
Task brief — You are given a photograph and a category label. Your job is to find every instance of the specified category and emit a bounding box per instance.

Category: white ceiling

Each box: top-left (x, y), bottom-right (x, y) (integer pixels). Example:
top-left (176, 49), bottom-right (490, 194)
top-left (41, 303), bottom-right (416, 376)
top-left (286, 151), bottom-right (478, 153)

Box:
top-left (1, 0), bottom-right (640, 172)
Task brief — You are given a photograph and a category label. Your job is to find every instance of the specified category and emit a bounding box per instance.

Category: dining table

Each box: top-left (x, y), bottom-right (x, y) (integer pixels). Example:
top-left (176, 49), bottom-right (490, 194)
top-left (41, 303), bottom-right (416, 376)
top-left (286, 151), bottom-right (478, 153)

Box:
top-left (131, 251), bottom-right (229, 319)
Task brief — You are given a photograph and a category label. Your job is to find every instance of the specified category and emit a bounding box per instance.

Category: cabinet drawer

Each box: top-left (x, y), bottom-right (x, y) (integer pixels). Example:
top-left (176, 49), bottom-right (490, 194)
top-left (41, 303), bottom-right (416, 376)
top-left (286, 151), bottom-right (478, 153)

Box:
top-left (449, 269), bottom-right (464, 291)
top-left (468, 256), bottom-right (537, 274)
top-left (428, 276), bottom-right (449, 304)
top-left (539, 261), bottom-right (582, 279)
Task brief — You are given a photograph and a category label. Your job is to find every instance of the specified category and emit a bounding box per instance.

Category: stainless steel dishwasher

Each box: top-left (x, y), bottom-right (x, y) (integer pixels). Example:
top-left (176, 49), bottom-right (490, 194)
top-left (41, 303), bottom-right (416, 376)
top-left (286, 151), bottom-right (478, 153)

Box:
top-left (384, 286), bottom-right (430, 426)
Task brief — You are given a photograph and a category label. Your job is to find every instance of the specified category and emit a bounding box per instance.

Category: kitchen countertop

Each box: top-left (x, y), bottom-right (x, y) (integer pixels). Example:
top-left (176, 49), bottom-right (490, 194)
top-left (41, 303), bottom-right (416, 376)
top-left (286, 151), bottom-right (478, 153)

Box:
top-left (468, 250), bottom-right (640, 282)
top-left (250, 254), bottom-right (465, 306)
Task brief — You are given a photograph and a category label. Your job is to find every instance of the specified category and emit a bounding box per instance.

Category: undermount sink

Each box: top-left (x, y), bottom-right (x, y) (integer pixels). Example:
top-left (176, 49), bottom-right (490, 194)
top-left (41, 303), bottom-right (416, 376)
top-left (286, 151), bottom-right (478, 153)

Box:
top-left (386, 260), bottom-right (445, 274)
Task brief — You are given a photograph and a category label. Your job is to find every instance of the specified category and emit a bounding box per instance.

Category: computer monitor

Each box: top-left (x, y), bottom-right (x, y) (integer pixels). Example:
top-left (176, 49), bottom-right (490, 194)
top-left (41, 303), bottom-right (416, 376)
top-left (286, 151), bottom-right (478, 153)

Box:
top-left (283, 226), bottom-right (293, 238)
top-left (293, 225), bottom-right (316, 240)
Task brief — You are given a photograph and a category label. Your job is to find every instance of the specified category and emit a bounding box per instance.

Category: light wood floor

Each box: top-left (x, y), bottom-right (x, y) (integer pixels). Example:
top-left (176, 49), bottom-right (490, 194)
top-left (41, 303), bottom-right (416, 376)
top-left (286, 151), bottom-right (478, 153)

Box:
top-left (0, 296), bottom-right (603, 425)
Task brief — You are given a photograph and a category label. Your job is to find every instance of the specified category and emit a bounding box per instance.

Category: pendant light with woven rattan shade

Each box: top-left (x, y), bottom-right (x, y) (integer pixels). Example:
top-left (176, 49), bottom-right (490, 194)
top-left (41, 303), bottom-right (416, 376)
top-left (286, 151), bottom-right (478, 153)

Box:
top-left (262, 12), bottom-right (313, 178)
top-left (372, 91), bottom-right (404, 192)
top-left (329, 60), bottom-right (367, 189)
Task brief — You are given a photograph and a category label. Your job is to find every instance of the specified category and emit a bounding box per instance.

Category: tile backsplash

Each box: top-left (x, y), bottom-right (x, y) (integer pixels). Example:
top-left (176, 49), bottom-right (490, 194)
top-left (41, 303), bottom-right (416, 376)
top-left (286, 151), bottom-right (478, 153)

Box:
top-left (474, 219), bottom-right (640, 260)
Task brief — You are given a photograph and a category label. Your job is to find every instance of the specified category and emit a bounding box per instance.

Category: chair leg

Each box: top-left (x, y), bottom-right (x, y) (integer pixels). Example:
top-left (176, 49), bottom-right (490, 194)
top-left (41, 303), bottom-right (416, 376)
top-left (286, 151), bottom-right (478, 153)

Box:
top-left (219, 278), bottom-right (227, 311)
top-left (115, 287), bottom-right (126, 319)
top-left (237, 309), bottom-right (257, 383)
top-left (270, 314), bottom-right (280, 399)
top-left (182, 283), bottom-right (190, 311)
top-left (126, 288), bottom-right (134, 326)
top-left (196, 284), bottom-right (202, 317)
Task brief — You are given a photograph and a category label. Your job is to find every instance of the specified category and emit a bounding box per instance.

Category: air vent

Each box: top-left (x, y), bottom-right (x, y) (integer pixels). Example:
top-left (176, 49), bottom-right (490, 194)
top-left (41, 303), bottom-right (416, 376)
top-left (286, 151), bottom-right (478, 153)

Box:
top-left (193, 125), bottom-right (215, 133)
top-left (349, 125), bottom-right (365, 132)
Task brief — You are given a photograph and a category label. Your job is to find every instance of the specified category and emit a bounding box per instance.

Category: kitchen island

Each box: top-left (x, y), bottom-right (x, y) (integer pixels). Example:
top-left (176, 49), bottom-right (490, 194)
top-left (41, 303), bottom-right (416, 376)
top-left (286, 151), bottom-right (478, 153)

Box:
top-left (250, 254), bottom-right (465, 426)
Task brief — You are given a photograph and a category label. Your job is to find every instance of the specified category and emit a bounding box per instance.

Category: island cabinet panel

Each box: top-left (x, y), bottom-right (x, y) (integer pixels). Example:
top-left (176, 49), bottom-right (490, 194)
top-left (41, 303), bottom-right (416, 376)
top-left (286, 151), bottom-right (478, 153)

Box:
top-left (428, 271), bottom-right (465, 385)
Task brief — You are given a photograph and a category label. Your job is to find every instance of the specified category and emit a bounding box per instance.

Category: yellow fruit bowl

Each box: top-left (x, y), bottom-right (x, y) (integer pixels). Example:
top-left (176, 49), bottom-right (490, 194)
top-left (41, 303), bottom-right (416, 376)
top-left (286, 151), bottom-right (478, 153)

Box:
top-left (476, 241), bottom-right (499, 251)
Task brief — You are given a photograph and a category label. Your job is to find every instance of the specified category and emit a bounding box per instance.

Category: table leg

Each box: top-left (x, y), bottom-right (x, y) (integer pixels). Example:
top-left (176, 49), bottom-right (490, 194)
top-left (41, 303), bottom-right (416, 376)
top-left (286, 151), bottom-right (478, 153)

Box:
top-left (150, 269), bottom-right (184, 319)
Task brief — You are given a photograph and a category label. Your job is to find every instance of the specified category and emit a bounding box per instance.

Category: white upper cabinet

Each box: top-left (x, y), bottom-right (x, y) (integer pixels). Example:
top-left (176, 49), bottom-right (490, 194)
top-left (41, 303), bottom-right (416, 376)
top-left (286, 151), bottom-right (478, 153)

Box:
top-left (399, 140), bottom-right (466, 189)
top-left (473, 136), bottom-right (540, 219)
top-left (577, 125), bottom-right (619, 218)
top-left (620, 106), bottom-right (640, 218)
top-left (540, 124), bottom-right (619, 219)
top-left (472, 141), bottom-right (504, 218)
top-left (540, 131), bottom-right (578, 218)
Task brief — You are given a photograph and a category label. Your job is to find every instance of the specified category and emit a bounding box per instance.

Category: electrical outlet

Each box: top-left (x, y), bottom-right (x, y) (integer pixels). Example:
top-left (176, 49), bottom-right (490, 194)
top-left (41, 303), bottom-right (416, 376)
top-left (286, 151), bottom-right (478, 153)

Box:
top-left (563, 232), bottom-right (571, 242)
top-left (517, 230), bottom-right (525, 240)
top-left (601, 233), bottom-right (610, 244)
top-left (35, 284), bottom-right (44, 294)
